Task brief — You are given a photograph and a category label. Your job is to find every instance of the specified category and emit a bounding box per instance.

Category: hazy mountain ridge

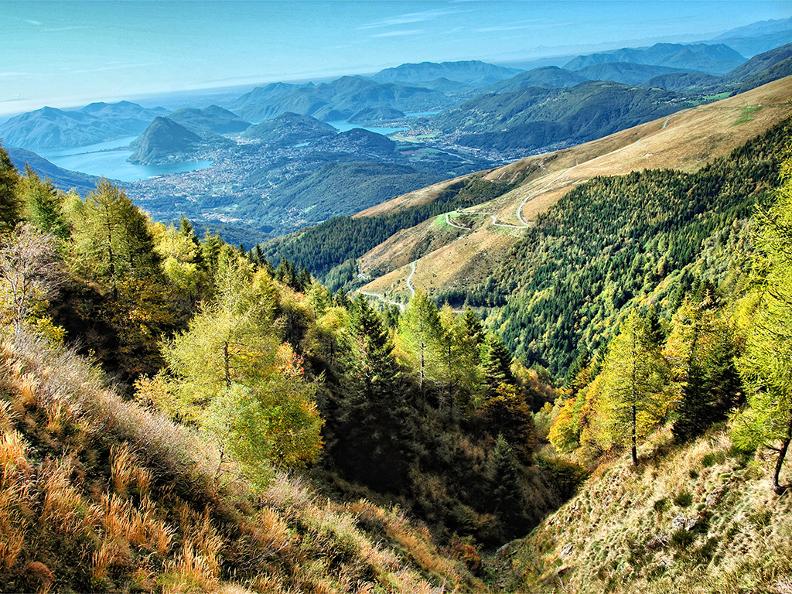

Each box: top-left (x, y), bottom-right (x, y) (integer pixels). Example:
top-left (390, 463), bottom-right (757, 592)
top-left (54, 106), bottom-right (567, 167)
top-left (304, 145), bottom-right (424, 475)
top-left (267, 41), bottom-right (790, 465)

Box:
top-left (232, 75), bottom-right (453, 123)
top-left (371, 59), bottom-right (522, 87)
top-left (0, 101), bottom-right (166, 151)
top-left (167, 104), bottom-right (251, 136)
top-left (563, 42), bottom-right (746, 74)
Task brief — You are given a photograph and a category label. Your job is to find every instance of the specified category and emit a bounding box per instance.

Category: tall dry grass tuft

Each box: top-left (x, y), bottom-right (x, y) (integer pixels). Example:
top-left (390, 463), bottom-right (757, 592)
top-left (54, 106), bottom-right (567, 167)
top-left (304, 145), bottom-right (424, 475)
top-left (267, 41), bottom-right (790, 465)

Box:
top-left (40, 459), bottom-right (98, 535)
top-left (0, 430), bottom-right (29, 476)
top-left (110, 443), bottom-right (152, 498)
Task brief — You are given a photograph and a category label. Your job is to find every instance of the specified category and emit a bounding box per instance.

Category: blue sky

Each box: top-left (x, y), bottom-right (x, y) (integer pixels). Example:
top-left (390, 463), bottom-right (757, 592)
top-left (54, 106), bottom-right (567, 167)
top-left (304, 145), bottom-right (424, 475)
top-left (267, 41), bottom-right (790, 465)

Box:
top-left (0, 0), bottom-right (789, 114)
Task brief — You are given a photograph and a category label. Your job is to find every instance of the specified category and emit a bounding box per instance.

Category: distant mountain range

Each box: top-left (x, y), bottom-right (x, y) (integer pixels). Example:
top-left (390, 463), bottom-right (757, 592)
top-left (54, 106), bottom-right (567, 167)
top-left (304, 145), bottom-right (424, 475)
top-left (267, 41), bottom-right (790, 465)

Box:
top-left (563, 42), bottom-right (747, 74)
top-left (712, 16), bottom-right (792, 57)
top-left (370, 60), bottom-right (521, 88)
top-left (231, 75), bottom-right (453, 123)
top-left (433, 42), bottom-right (792, 154)
top-left (0, 101), bottom-right (166, 151)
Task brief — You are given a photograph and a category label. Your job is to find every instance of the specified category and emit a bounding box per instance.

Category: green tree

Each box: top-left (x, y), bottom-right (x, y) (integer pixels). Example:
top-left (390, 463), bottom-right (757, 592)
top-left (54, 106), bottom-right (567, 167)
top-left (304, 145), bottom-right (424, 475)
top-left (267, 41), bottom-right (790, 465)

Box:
top-left (596, 310), bottom-right (671, 465)
top-left (438, 305), bottom-right (482, 412)
top-left (666, 296), bottom-right (741, 442)
top-left (159, 254), bottom-right (321, 485)
top-left (490, 434), bottom-right (523, 531)
top-left (336, 295), bottom-right (413, 491)
top-left (482, 333), bottom-right (515, 398)
top-left (731, 160), bottom-right (792, 493)
top-left (398, 289), bottom-right (443, 391)
top-left (0, 147), bottom-right (20, 232)
top-left (17, 167), bottom-right (69, 239)
top-left (68, 180), bottom-right (158, 299)
top-left (462, 307), bottom-right (485, 363)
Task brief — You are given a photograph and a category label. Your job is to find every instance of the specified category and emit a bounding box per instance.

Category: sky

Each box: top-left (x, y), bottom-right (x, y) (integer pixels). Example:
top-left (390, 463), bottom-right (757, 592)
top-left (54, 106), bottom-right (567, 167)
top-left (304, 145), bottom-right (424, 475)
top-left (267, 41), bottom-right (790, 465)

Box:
top-left (0, 0), bottom-right (790, 115)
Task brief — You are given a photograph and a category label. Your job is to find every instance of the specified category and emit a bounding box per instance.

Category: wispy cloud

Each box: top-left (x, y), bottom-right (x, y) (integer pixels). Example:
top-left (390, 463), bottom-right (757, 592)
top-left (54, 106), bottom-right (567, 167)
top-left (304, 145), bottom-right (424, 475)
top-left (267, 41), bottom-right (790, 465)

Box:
top-left (24, 19), bottom-right (43, 26)
top-left (370, 29), bottom-right (424, 39)
top-left (43, 25), bottom-right (93, 33)
top-left (474, 20), bottom-right (571, 33)
top-left (0, 72), bottom-right (30, 78)
top-left (358, 8), bottom-right (467, 30)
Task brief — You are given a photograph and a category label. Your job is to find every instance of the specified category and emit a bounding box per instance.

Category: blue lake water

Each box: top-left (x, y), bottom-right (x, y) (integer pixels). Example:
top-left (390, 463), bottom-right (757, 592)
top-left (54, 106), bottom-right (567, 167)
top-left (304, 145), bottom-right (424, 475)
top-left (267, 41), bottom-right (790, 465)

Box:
top-left (41, 136), bottom-right (213, 182)
top-left (327, 120), bottom-right (408, 136)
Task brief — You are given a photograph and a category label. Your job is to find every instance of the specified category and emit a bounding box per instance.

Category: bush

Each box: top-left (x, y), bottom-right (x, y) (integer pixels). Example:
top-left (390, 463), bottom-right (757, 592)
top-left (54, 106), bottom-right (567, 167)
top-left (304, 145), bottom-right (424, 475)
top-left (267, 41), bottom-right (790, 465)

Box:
top-left (673, 491), bottom-right (693, 508)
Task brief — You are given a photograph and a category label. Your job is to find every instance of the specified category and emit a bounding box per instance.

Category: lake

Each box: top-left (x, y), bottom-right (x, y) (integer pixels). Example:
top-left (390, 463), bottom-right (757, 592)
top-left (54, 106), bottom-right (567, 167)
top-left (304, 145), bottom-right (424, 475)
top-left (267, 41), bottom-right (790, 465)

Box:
top-left (327, 120), bottom-right (408, 136)
top-left (41, 136), bottom-right (213, 182)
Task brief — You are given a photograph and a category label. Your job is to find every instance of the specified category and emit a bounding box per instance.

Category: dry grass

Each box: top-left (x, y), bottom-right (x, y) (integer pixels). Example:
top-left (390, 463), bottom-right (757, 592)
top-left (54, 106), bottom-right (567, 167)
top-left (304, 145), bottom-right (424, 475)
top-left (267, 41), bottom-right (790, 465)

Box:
top-left (501, 427), bottom-right (792, 593)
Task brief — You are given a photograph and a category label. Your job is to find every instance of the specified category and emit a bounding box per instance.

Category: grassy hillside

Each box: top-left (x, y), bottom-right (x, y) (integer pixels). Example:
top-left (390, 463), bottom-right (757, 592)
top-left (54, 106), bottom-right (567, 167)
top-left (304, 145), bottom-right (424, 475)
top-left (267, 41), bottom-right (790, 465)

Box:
top-left (0, 330), bottom-right (482, 593)
top-left (498, 428), bottom-right (792, 593)
top-left (358, 76), bottom-right (792, 301)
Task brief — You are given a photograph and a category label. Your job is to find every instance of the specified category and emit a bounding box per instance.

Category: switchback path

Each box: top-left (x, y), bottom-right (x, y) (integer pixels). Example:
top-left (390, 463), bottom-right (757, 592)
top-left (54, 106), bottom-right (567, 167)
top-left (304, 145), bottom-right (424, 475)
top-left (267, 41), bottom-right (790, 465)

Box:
top-left (406, 260), bottom-right (417, 297)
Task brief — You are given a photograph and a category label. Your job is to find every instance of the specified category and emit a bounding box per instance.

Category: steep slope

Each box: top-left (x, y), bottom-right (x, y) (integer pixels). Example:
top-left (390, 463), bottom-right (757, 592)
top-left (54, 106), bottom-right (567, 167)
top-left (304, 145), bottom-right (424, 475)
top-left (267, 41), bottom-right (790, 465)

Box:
top-left (128, 117), bottom-right (204, 165)
top-left (357, 76), bottom-right (792, 305)
top-left (564, 42), bottom-right (746, 74)
top-left (6, 146), bottom-right (100, 193)
top-left (727, 42), bottom-right (792, 92)
top-left (498, 428), bottom-right (792, 593)
top-left (0, 331), bottom-right (482, 593)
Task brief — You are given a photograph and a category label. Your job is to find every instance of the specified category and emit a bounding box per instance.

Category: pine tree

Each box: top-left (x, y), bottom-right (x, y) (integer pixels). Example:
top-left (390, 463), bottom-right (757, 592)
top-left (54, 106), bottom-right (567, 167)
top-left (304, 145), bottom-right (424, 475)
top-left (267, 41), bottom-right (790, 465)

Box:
top-left (200, 231), bottom-right (223, 276)
top-left (438, 305), bottom-right (482, 412)
top-left (17, 167), bottom-right (69, 238)
top-left (482, 333), bottom-right (515, 397)
top-left (490, 434), bottom-right (523, 533)
top-left (337, 295), bottom-right (413, 490)
top-left (0, 147), bottom-right (20, 232)
top-left (462, 307), bottom-right (485, 363)
top-left (597, 310), bottom-right (671, 465)
top-left (159, 253), bottom-right (321, 483)
top-left (667, 297), bottom-right (741, 442)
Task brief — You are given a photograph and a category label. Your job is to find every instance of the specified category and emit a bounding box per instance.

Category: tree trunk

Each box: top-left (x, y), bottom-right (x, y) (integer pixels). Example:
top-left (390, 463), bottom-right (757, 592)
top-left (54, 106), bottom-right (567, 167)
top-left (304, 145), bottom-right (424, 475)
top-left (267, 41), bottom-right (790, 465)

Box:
top-left (419, 341), bottom-right (425, 392)
top-left (223, 341), bottom-right (231, 388)
top-left (773, 416), bottom-right (792, 494)
top-left (631, 402), bottom-right (638, 466)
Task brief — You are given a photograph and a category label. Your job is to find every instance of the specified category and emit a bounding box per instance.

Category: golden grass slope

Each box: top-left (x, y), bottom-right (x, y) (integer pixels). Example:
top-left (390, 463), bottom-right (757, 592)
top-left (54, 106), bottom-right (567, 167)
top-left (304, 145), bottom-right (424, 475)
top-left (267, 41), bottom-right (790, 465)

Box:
top-left (0, 330), bottom-right (484, 593)
top-left (497, 428), bottom-right (792, 593)
top-left (359, 76), bottom-right (792, 300)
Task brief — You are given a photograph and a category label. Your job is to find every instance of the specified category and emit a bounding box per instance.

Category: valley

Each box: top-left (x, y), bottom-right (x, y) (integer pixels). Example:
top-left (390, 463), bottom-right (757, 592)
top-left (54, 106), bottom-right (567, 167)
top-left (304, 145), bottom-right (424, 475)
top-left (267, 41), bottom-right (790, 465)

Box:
top-left (1, 9), bottom-right (792, 593)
